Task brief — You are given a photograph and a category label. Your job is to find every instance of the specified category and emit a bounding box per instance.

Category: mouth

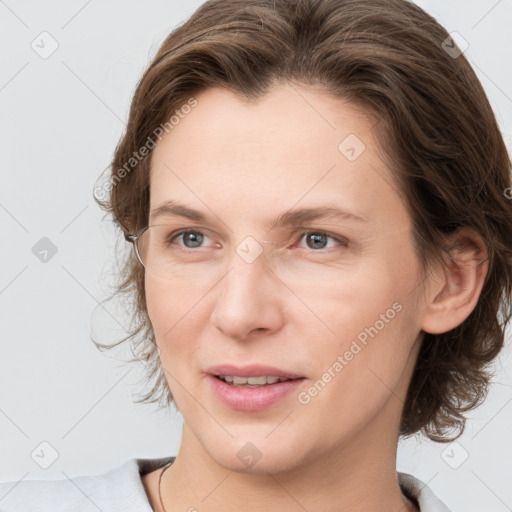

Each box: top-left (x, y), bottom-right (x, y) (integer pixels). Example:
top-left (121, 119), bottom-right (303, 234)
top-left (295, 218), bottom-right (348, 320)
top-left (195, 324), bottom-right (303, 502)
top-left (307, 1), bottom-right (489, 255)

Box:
top-left (207, 372), bottom-right (306, 411)
top-left (206, 364), bottom-right (305, 380)
top-left (214, 374), bottom-right (302, 387)
top-left (205, 364), bottom-right (306, 410)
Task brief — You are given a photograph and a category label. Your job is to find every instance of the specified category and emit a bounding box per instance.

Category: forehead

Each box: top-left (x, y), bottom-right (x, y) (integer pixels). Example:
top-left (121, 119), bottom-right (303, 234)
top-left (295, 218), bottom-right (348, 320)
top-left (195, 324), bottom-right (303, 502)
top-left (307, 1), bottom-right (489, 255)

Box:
top-left (152, 82), bottom-right (377, 161)
top-left (148, 83), bottom-right (407, 229)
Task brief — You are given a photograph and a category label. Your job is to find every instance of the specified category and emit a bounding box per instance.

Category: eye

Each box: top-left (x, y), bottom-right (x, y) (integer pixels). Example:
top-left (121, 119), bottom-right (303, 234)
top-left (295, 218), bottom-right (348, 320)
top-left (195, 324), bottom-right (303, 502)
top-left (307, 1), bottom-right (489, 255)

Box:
top-left (170, 229), bottom-right (213, 249)
top-left (296, 231), bottom-right (347, 251)
top-left (166, 228), bottom-right (346, 252)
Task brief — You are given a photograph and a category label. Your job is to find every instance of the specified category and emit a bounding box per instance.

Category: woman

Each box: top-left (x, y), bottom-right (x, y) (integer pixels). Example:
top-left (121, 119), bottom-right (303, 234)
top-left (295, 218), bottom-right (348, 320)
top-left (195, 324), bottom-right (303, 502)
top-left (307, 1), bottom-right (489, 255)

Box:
top-left (1, 0), bottom-right (510, 510)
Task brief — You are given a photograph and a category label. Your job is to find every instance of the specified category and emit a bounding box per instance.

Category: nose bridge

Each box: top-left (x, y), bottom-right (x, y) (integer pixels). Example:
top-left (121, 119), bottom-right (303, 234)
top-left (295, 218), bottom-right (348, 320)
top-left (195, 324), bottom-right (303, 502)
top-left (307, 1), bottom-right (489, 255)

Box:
top-left (236, 234), bottom-right (273, 263)
top-left (221, 235), bottom-right (273, 300)
top-left (210, 235), bottom-right (282, 339)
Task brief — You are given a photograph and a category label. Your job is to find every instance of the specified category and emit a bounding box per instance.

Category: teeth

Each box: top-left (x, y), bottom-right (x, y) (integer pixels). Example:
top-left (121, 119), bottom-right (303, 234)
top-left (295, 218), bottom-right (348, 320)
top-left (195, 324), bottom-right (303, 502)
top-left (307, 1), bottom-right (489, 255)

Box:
top-left (218, 375), bottom-right (291, 386)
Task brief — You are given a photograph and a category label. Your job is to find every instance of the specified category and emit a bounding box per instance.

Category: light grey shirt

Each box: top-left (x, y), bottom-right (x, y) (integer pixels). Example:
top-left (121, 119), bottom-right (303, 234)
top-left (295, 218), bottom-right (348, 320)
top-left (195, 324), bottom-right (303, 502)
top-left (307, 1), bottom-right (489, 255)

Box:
top-left (0, 456), bottom-right (451, 511)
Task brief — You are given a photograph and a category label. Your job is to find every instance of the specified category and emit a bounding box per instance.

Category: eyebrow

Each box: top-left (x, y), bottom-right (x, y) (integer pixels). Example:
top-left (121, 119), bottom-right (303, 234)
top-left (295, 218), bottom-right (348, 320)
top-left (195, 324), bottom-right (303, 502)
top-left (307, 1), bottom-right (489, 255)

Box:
top-left (150, 199), bottom-right (367, 227)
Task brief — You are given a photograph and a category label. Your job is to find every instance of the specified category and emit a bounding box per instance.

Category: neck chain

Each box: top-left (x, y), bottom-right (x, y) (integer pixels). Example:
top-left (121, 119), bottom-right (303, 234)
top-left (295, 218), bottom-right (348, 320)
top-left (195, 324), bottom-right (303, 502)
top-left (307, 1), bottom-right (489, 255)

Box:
top-left (158, 461), bottom-right (173, 512)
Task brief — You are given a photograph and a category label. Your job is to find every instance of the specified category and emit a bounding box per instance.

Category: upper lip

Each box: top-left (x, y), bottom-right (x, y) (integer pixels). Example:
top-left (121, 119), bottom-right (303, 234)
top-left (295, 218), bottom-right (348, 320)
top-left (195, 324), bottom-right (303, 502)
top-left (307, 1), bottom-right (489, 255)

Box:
top-left (207, 364), bottom-right (305, 379)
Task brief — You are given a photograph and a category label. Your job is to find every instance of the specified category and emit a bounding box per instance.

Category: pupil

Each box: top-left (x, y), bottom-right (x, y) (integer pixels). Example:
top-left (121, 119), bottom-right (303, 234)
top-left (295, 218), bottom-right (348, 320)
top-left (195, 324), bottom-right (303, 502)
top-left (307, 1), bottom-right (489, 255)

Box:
top-left (307, 233), bottom-right (327, 249)
top-left (184, 231), bottom-right (203, 248)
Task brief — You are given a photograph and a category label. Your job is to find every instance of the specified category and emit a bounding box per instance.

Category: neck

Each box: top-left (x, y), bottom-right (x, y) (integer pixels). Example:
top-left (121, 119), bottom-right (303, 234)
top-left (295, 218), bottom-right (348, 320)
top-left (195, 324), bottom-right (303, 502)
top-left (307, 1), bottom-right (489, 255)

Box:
top-left (159, 417), bottom-right (417, 512)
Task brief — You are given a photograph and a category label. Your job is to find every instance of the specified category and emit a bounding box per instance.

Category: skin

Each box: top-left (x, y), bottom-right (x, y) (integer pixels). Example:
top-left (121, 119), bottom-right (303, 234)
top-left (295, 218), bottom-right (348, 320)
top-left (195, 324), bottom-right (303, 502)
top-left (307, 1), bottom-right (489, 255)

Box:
top-left (140, 82), bottom-right (488, 512)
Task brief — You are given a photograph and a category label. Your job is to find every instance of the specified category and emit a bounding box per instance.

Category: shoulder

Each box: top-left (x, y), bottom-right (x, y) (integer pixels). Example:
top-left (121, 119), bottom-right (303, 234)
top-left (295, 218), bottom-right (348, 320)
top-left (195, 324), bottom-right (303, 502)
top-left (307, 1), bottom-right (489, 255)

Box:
top-left (0, 456), bottom-right (175, 512)
top-left (398, 472), bottom-right (452, 512)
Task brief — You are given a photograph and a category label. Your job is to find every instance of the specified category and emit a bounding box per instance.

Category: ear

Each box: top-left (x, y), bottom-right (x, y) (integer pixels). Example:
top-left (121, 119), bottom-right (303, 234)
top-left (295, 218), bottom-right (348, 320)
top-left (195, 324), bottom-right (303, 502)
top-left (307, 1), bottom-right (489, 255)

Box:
top-left (420, 227), bottom-right (488, 335)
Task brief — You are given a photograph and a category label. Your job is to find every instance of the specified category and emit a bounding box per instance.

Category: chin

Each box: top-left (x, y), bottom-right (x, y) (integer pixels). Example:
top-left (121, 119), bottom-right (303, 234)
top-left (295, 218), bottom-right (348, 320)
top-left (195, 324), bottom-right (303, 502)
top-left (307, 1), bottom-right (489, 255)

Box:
top-left (204, 436), bottom-right (308, 475)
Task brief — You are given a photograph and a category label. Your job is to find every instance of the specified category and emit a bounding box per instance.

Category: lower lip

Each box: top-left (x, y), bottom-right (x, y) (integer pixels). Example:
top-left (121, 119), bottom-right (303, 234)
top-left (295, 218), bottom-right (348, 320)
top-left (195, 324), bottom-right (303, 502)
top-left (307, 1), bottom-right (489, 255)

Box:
top-left (207, 375), bottom-right (305, 411)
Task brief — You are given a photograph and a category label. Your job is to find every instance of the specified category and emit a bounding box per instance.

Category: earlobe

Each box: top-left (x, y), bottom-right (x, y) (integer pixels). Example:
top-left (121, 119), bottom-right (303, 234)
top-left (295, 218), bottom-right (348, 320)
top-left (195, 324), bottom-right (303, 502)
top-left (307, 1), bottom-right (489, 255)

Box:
top-left (420, 228), bottom-right (488, 335)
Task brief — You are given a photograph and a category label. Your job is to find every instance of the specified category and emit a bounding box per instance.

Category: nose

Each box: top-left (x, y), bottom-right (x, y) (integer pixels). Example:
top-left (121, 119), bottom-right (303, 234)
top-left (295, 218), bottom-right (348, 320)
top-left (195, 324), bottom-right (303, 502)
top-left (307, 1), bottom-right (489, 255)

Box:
top-left (209, 244), bottom-right (285, 341)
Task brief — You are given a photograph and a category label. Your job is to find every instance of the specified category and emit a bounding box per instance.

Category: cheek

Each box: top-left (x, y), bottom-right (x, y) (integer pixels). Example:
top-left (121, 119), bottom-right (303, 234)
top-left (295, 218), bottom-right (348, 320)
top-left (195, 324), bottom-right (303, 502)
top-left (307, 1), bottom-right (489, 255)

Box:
top-left (145, 278), bottom-right (201, 351)
top-left (144, 278), bottom-right (208, 407)
top-left (297, 264), bottom-right (405, 347)
top-left (145, 278), bottom-right (171, 335)
top-left (296, 295), bottom-right (418, 440)
top-left (298, 242), bottom-right (421, 386)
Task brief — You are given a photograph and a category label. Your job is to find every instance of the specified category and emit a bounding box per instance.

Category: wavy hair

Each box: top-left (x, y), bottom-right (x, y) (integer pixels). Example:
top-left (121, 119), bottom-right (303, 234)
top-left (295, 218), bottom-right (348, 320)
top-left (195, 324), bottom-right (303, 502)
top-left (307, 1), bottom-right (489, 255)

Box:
top-left (93, 0), bottom-right (512, 442)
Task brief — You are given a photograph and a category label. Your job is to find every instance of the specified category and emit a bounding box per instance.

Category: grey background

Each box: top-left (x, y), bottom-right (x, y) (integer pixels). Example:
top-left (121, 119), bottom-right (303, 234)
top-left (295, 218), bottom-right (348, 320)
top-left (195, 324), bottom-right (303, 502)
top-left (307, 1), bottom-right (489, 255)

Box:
top-left (1, 1), bottom-right (511, 510)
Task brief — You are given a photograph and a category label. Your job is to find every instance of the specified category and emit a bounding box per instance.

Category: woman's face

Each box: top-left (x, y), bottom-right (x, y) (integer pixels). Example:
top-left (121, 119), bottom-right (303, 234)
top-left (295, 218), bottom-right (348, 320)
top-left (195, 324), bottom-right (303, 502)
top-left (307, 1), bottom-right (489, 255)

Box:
top-left (146, 82), bottom-right (429, 473)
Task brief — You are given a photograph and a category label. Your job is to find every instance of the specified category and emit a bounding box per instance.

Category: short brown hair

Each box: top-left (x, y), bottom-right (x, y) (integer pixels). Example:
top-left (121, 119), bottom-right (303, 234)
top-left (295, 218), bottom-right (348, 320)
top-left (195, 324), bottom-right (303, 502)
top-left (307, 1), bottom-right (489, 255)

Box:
top-left (94, 0), bottom-right (512, 442)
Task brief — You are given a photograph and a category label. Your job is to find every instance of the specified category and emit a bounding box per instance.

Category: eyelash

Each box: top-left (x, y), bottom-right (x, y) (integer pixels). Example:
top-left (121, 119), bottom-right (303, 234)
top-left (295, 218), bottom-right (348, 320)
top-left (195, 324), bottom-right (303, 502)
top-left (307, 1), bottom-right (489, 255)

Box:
top-left (168, 229), bottom-right (348, 253)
